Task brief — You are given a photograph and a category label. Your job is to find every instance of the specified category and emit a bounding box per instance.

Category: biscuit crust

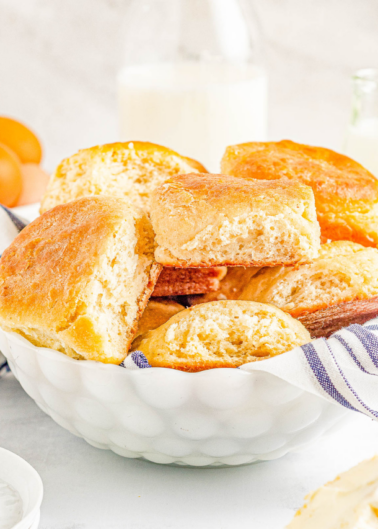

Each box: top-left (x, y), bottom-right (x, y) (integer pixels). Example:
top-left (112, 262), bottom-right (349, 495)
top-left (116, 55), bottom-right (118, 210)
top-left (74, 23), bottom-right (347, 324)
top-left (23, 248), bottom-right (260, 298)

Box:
top-left (152, 267), bottom-right (227, 297)
top-left (298, 297), bottom-right (378, 338)
top-left (131, 298), bottom-right (185, 351)
top-left (0, 196), bottom-right (161, 363)
top-left (151, 173), bottom-right (320, 267)
top-left (221, 140), bottom-right (378, 247)
top-left (134, 300), bottom-right (311, 372)
top-left (187, 266), bottom-right (261, 305)
top-left (40, 141), bottom-right (206, 214)
top-left (239, 241), bottom-right (378, 337)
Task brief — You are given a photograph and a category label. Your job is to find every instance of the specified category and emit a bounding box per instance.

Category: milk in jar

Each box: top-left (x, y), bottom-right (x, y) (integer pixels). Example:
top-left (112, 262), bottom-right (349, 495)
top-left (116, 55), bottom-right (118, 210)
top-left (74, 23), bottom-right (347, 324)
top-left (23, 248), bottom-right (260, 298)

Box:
top-left (118, 62), bottom-right (267, 171)
top-left (344, 118), bottom-right (378, 177)
top-left (344, 69), bottom-right (378, 178)
top-left (118, 0), bottom-right (267, 171)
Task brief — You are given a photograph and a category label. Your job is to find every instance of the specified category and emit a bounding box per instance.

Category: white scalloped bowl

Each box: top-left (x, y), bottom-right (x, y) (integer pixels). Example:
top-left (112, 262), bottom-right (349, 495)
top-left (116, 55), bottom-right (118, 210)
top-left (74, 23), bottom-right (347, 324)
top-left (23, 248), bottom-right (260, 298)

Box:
top-left (0, 329), bottom-right (349, 467)
top-left (0, 447), bottom-right (43, 529)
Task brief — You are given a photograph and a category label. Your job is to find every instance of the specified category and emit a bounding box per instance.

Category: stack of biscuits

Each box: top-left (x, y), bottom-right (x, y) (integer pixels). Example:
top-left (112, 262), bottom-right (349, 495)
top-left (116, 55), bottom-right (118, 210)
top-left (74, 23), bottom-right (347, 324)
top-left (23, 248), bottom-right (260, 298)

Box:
top-left (1, 139), bottom-right (378, 371)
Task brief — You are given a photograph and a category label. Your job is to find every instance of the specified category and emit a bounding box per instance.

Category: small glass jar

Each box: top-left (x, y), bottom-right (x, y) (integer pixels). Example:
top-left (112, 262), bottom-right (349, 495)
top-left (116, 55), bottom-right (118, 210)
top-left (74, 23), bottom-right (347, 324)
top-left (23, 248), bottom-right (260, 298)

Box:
top-left (117, 0), bottom-right (267, 171)
top-left (343, 68), bottom-right (378, 177)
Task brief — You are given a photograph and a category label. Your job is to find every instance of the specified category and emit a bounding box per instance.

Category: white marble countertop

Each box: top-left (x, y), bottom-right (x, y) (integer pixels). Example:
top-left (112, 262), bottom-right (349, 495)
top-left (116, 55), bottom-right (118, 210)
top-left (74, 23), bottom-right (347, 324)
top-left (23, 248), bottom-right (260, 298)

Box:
top-left (1, 373), bottom-right (377, 529)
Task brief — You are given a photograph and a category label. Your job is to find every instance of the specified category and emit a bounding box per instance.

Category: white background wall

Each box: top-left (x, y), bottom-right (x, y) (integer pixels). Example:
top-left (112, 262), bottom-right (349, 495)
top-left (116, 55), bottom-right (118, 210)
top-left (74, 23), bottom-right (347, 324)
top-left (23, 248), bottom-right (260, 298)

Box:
top-left (0, 0), bottom-right (377, 171)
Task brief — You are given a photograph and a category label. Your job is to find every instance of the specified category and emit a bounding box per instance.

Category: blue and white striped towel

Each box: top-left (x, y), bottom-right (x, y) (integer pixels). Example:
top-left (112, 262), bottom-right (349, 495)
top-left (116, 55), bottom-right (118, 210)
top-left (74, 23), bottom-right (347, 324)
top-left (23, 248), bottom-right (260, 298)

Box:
top-left (240, 322), bottom-right (378, 420)
top-left (1, 206), bottom-right (378, 419)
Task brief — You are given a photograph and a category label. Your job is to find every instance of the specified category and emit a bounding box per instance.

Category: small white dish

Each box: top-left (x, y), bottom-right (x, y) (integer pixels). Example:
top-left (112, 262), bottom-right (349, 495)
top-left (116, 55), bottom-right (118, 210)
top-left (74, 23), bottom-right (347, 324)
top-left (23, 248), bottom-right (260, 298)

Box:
top-left (0, 328), bottom-right (349, 467)
top-left (0, 447), bottom-right (43, 529)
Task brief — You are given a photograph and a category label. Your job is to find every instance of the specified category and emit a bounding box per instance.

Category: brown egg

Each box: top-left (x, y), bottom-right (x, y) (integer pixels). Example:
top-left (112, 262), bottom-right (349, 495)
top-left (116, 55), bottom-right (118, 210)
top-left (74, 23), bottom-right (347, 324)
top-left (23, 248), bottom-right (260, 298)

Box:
top-left (16, 163), bottom-right (50, 206)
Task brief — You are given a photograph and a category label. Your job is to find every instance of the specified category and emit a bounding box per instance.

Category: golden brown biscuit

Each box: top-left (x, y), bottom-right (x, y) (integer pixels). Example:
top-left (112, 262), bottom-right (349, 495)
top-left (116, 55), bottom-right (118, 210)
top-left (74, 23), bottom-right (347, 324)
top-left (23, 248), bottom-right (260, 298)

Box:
top-left (40, 141), bottom-right (206, 214)
top-left (133, 300), bottom-right (311, 372)
top-left (152, 267), bottom-right (227, 297)
top-left (187, 266), bottom-right (261, 305)
top-left (239, 241), bottom-right (378, 337)
top-left (134, 298), bottom-right (185, 339)
top-left (150, 173), bottom-right (320, 267)
top-left (131, 298), bottom-right (185, 350)
top-left (221, 140), bottom-right (378, 247)
top-left (0, 196), bottom-right (161, 364)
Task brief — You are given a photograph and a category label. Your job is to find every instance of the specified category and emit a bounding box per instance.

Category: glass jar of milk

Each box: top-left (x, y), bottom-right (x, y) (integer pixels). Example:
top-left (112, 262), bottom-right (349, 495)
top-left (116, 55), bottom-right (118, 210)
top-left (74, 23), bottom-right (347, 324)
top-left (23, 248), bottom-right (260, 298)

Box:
top-left (344, 69), bottom-right (378, 178)
top-left (118, 0), bottom-right (267, 172)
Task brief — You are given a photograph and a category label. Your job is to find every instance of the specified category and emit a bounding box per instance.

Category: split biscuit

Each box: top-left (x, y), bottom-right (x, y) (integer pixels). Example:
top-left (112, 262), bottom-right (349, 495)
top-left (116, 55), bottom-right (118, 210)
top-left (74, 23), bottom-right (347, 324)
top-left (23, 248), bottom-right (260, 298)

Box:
top-left (0, 196), bottom-right (161, 363)
top-left (239, 241), bottom-right (378, 337)
top-left (133, 300), bottom-right (311, 371)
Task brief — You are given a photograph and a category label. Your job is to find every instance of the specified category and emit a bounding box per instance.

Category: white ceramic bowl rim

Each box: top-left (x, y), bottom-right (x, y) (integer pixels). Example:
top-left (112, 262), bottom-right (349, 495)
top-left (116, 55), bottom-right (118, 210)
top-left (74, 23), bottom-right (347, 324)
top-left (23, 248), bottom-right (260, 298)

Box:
top-left (1, 328), bottom-right (348, 467)
top-left (3, 329), bottom-right (292, 380)
top-left (0, 447), bottom-right (43, 529)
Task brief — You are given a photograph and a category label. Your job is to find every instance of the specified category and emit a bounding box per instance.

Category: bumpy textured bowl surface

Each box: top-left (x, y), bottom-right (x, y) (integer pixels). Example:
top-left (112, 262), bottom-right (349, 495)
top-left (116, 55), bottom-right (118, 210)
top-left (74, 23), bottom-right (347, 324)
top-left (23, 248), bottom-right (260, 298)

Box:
top-left (0, 330), bottom-right (348, 467)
